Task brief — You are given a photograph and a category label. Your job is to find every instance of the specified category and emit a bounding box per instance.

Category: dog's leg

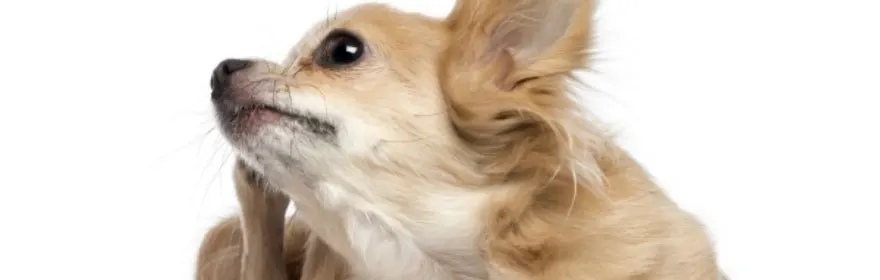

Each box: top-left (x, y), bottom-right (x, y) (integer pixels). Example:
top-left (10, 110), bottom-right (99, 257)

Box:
top-left (196, 160), bottom-right (351, 280)
top-left (196, 216), bottom-right (244, 280)
top-left (233, 160), bottom-right (292, 280)
top-left (195, 216), bottom-right (317, 280)
top-left (196, 160), bottom-right (305, 280)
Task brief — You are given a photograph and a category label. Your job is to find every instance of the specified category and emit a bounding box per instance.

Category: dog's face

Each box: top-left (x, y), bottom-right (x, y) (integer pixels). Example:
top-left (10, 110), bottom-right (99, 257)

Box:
top-left (211, 0), bottom-right (599, 213)
top-left (211, 5), bottom-right (471, 197)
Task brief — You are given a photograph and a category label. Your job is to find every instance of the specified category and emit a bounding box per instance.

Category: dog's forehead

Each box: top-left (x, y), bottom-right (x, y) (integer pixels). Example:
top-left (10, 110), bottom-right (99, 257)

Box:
top-left (283, 4), bottom-right (383, 63)
top-left (281, 20), bottom-right (340, 65)
top-left (282, 3), bottom-right (434, 65)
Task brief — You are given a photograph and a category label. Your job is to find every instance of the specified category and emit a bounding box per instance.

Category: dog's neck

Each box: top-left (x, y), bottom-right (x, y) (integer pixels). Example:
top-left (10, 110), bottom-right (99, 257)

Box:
top-left (286, 178), bottom-right (494, 280)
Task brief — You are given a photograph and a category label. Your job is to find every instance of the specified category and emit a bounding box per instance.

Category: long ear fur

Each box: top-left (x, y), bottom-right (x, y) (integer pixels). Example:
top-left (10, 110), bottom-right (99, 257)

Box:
top-left (442, 0), bottom-right (614, 275)
top-left (441, 0), bottom-right (607, 190)
top-left (446, 0), bottom-right (592, 87)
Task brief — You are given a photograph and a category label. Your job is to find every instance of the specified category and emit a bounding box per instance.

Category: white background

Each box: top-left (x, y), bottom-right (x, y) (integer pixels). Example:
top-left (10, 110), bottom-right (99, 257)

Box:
top-left (1, 0), bottom-right (878, 279)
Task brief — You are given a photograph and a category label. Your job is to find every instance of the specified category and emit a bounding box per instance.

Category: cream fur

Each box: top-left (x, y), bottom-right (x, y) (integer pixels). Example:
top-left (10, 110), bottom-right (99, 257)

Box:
top-left (196, 1), bottom-right (726, 280)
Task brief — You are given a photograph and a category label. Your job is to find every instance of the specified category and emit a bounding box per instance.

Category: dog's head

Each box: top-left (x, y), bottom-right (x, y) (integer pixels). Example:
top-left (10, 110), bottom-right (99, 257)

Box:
top-left (210, 0), bottom-right (603, 211)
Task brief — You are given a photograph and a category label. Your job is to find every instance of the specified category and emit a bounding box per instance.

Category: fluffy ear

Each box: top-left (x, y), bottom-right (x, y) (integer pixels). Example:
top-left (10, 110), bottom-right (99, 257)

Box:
top-left (441, 0), bottom-right (602, 185)
top-left (445, 0), bottom-right (595, 90)
top-left (443, 2), bottom-right (607, 275)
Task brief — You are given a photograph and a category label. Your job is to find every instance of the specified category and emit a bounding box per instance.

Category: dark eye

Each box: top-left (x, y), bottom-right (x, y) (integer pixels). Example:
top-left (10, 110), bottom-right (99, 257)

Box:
top-left (317, 30), bottom-right (365, 68)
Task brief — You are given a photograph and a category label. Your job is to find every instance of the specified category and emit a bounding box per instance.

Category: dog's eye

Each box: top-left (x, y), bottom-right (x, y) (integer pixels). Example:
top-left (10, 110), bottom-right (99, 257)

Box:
top-left (316, 30), bottom-right (365, 68)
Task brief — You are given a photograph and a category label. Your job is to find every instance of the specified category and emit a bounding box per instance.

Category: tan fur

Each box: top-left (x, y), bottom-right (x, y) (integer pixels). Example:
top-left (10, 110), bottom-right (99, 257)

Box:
top-left (197, 0), bottom-right (725, 279)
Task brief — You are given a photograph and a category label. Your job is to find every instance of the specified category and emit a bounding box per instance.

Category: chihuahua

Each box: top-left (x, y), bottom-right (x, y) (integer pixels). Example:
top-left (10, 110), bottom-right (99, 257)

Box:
top-left (196, 0), bottom-right (726, 279)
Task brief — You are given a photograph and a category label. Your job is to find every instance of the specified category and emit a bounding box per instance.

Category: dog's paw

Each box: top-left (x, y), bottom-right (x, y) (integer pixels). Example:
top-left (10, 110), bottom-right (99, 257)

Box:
top-left (234, 158), bottom-right (289, 214)
top-left (234, 159), bottom-right (265, 187)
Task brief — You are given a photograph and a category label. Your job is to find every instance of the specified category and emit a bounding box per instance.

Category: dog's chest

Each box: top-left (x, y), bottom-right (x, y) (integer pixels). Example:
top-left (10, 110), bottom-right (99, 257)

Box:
top-left (312, 181), bottom-right (492, 279)
top-left (341, 211), bottom-right (488, 280)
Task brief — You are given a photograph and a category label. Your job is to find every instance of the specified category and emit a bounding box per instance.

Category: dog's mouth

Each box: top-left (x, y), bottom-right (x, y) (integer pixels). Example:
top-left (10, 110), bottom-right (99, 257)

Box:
top-left (249, 104), bottom-right (336, 135)
top-left (215, 100), bottom-right (337, 136)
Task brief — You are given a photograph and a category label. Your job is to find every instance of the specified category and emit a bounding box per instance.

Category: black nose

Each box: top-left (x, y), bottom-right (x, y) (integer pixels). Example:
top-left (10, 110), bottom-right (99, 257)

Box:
top-left (210, 59), bottom-right (251, 98)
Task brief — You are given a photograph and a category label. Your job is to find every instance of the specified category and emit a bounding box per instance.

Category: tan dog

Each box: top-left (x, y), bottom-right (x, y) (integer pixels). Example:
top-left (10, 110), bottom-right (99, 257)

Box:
top-left (197, 161), bottom-right (345, 280)
top-left (197, 0), bottom-right (726, 279)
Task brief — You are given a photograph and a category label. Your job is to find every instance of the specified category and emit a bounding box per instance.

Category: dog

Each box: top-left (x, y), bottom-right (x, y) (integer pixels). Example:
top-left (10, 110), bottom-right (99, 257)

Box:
top-left (196, 0), bottom-right (726, 279)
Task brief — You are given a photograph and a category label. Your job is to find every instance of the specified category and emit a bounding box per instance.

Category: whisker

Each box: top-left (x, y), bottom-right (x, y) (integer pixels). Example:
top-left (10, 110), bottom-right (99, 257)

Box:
top-left (195, 145), bottom-right (232, 218)
top-left (382, 134), bottom-right (435, 143)
top-left (198, 140), bottom-right (226, 183)
top-left (412, 111), bottom-right (444, 117)
top-left (272, 79), bottom-right (280, 110)
top-left (197, 128), bottom-right (220, 153)
top-left (156, 126), bottom-right (217, 165)
top-left (207, 151), bottom-right (235, 191)
top-left (324, 3), bottom-right (333, 30)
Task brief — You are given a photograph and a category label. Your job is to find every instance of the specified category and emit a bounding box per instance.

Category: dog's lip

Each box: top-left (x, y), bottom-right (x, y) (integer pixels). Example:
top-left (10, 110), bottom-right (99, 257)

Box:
top-left (242, 103), bottom-right (298, 118)
top-left (239, 103), bottom-right (337, 135)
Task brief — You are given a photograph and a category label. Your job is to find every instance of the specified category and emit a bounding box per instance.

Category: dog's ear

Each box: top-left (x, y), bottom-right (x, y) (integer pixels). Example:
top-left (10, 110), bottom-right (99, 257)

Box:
top-left (445, 0), bottom-right (595, 90)
top-left (441, 0), bottom-right (601, 183)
